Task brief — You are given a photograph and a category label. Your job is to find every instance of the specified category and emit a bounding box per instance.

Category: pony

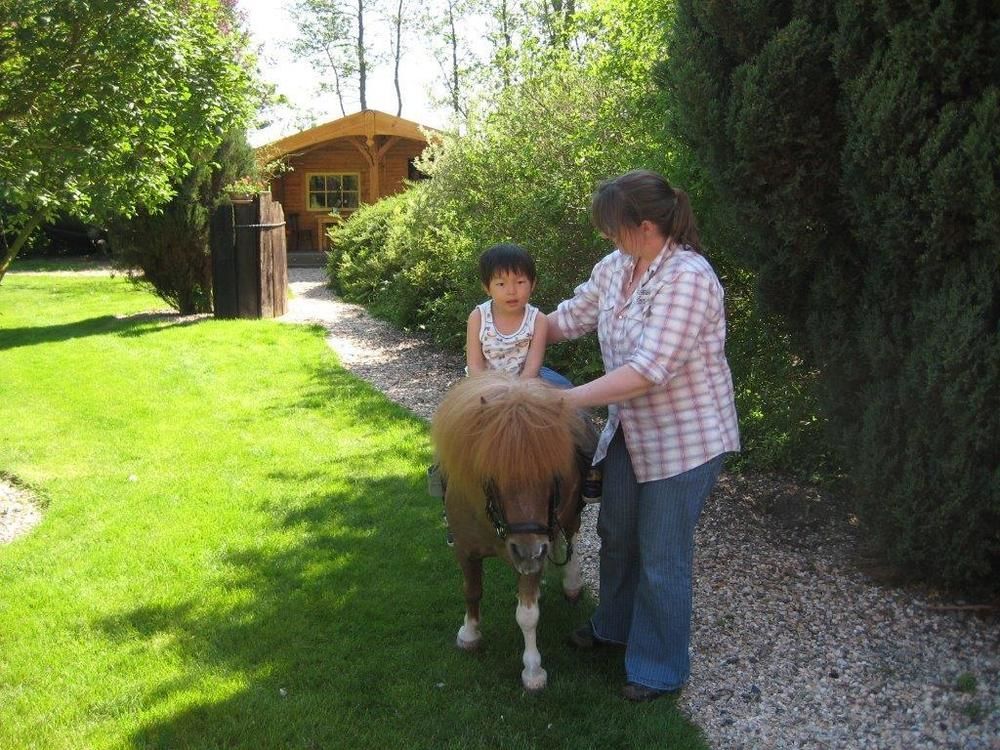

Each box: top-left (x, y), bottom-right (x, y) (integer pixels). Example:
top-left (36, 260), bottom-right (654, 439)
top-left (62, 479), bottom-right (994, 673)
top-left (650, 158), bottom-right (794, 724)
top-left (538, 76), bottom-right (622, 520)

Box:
top-left (431, 372), bottom-right (596, 691)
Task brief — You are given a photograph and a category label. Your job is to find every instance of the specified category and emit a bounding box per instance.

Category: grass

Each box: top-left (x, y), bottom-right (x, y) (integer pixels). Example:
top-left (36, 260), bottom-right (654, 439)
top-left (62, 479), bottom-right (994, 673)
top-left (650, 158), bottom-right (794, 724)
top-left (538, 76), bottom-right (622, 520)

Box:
top-left (9, 254), bottom-right (114, 272)
top-left (0, 271), bottom-right (707, 749)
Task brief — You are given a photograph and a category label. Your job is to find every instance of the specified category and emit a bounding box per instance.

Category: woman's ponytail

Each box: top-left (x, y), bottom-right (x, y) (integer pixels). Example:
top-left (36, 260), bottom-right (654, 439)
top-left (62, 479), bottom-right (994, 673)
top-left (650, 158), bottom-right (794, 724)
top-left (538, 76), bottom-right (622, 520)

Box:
top-left (591, 170), bottom-right (702, 253)
top-left (669, 188), bottom-right (701, 252)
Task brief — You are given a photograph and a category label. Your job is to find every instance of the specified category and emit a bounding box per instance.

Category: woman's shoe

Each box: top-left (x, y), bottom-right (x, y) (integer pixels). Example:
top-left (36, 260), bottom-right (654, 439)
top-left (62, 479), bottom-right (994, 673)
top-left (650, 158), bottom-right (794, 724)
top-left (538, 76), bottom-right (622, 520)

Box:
top-left (568, 622), bottom-right (623, 650)
top-left (622, 682), bottom-right (676, 702)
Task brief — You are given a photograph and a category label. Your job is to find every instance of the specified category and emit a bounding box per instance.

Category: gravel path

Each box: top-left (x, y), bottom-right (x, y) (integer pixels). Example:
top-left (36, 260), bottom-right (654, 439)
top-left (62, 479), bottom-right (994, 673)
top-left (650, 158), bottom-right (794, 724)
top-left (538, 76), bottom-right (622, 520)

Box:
top-left (3, 267), bottom-right (996, 748)
top-left (280, 268), bottom-right (999, 750)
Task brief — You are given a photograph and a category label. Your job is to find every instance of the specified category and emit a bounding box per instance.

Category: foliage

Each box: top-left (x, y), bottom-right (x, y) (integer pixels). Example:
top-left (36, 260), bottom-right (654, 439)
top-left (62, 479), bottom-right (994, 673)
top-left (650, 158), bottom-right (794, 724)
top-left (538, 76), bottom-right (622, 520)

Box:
top-left (330, 0), bottom-right (829, 476)
top-left (0, 0), bottom-right (259, 282)
top-left (666, 0), bottom-right (1000, 590)
top-left (291, 0), bottom-right (379, 115)
top-left (109, 130), bottom-right (259, 314)
top-left (0, 273), bottom-right (707, 749)
top-left (331, 27), bottom-right (671, 365)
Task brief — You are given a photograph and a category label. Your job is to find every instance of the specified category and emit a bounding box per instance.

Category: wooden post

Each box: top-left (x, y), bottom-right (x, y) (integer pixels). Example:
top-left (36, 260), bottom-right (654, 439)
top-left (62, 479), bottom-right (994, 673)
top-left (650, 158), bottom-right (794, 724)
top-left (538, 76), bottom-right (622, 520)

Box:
top-left (210, 193), bottom-right (289, 319)
top-left (211, 202), bottom-right (238, 318)
top-left (258, 193), bottom-right (288, 317)
top-left (233, 198), bottom-right (260, 317)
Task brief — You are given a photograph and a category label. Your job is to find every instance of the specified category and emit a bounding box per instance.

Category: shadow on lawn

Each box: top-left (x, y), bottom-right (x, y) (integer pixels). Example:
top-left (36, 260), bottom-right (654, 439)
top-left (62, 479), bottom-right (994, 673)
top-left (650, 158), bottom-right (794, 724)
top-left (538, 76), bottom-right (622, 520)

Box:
top-left (96, 469), bottom-right (453, 748)
top-left (0, 312), bottom-right (206, 350)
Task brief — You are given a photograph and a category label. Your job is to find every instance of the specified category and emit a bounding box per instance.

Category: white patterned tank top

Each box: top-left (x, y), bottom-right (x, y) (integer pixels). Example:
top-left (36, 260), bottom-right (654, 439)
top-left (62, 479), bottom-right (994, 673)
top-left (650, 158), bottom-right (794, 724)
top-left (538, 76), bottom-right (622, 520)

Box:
top-left (477, 300), bottom-right (538, 375)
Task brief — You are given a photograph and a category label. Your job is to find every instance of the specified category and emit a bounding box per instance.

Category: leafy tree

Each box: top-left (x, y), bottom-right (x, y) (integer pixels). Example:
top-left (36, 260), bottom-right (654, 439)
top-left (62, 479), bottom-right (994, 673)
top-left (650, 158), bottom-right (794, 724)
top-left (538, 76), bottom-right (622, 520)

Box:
top-left (333, 0), bottom-right (679, 363)
top-left (0, 0), bottom-right (258, 285)
top-left (291, 0), bottom-right (384, 114)
top-left (667, 0), bottom-right (1000, 589)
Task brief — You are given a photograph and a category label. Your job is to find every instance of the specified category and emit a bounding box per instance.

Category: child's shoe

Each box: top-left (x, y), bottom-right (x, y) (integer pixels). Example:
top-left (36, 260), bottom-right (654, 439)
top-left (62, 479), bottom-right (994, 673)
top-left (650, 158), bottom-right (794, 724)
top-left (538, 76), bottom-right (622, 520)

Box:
top-left (581, 467), bottom-right (602, 504)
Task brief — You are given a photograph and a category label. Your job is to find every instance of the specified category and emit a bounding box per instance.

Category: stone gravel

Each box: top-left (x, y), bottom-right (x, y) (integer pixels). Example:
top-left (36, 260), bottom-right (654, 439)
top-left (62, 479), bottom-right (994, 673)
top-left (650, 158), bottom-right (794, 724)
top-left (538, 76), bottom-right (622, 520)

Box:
top-left (3, 267), bottom-right (996, 748)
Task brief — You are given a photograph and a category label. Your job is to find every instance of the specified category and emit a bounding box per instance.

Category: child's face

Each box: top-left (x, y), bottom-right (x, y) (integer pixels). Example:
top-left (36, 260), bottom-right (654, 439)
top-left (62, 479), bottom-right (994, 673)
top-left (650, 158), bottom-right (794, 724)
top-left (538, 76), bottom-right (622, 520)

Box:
top-left (485, 270), bottom-right (534, 313)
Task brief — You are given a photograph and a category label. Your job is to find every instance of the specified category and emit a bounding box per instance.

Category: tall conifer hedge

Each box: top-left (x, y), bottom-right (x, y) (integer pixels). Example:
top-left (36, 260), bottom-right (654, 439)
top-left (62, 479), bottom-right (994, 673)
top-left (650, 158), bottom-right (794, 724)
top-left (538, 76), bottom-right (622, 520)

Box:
top-left (667, 0), bottom-right (999, 589)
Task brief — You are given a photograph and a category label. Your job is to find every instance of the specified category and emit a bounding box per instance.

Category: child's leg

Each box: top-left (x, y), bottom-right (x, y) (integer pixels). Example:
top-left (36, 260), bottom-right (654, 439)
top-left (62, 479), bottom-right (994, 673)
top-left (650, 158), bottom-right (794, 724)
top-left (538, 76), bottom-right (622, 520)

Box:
top-left (428, 462), bottom-right (453, 545)
top-left (538, 366), bottom-right (573, 389)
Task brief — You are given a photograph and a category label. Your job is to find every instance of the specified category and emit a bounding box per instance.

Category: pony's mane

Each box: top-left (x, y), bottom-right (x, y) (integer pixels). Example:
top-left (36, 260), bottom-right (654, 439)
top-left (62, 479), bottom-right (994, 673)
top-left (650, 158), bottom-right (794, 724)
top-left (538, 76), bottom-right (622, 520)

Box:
top-left (431, 373), bottom-right (585, 495)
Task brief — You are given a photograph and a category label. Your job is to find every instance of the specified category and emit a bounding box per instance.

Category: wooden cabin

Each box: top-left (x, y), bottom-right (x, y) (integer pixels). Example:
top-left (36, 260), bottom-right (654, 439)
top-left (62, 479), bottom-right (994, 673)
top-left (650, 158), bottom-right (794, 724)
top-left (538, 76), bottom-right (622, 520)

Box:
top-left (259, 109), bottom-right (434, 256)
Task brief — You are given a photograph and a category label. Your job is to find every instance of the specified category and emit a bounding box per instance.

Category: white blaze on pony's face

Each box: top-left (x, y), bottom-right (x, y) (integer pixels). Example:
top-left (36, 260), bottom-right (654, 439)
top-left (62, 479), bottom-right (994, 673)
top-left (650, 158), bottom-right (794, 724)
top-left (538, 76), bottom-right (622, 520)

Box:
top-left (496, 483), bottom-right (553, 575)
top-left (507, 533), bottom-right (548, 575)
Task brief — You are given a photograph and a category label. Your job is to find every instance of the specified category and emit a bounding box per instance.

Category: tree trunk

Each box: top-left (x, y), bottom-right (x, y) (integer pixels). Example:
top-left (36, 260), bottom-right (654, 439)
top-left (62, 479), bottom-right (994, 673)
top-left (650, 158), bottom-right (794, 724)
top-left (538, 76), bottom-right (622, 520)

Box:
top-left (324, 47), bottom-right (348, 117)
top-left (357, 0), bottom-right (367, 110)
top-left (500, 0), bottom-right (512, 89)
top-left (448, 0), bottom-right (460, 117)
top-left (393, 0), bottom-right (404, 116)
top-left (0, 210), bottom-right (45, 286)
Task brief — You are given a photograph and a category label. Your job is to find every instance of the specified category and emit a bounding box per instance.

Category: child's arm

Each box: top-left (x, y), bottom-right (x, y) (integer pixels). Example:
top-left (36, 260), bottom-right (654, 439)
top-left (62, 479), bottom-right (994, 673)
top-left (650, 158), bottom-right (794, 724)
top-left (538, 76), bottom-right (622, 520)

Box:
top-left (520, 313), bottom-right (548, 379)
top-left (466, 308), bottom-right (488, 375)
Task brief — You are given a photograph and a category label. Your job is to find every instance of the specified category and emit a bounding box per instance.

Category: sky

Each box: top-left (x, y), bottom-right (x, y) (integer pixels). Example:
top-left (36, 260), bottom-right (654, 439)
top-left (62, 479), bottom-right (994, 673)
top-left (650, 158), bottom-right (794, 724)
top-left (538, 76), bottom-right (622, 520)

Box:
top-left (239, 0), bottom-right (453, 146)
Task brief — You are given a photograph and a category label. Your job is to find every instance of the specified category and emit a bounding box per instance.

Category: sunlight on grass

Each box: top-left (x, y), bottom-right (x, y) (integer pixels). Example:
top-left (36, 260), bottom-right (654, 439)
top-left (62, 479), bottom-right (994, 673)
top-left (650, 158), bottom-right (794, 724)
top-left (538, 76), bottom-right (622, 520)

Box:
top-left (0, 273), bottom-right (707, 749)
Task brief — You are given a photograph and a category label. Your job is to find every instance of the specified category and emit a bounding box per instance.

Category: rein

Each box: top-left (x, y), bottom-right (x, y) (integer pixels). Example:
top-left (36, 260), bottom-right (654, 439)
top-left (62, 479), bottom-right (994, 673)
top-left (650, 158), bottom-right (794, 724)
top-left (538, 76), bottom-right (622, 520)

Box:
top-left (482, 477), bottom-right (574, 566)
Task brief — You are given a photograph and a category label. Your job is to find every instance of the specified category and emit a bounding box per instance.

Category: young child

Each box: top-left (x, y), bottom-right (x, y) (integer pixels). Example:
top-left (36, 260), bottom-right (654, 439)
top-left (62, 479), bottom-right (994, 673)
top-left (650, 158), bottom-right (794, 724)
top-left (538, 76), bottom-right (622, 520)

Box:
top-left (465, 243), bottom-right (547, 378)
top-left (430, 244), bottom-right (600, 545)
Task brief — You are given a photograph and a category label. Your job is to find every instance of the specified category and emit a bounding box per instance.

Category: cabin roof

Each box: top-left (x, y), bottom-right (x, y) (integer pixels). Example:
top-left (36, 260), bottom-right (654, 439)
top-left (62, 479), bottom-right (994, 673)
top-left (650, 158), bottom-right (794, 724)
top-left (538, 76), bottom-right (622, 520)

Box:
top-left (259, 109), bottom-right (438, 158)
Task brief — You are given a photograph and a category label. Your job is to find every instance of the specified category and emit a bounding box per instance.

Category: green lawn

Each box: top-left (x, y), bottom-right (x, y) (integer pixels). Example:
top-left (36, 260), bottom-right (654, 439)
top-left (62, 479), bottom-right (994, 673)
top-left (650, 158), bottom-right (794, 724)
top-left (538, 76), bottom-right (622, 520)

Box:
top-left (0, 272), bottom-right (707, 750)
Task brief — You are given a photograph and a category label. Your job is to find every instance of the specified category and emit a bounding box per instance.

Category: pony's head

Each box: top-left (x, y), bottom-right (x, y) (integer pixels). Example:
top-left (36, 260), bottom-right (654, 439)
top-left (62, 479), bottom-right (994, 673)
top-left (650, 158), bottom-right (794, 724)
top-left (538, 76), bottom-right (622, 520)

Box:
top-left (432, 373), bottom-right (587, 573)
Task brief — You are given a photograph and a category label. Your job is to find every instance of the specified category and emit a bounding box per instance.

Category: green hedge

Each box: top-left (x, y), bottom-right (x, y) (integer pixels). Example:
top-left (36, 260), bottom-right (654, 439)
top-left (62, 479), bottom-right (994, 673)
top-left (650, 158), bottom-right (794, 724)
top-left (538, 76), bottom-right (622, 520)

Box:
top-left (666, 0), bottom-right (1000, 590)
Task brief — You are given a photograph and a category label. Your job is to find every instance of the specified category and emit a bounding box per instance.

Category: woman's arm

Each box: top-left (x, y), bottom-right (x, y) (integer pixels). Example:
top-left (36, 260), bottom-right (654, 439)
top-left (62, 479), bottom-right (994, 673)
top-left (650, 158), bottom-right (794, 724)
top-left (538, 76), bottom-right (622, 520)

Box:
top-left (563, 364), bottom-right (654, 409)
top-left (546, 254), bottom-right (610, 344)
top-left (466, 308), bottom-right (488, 375)
top-left (544, 313), bottom-right (567, 344)
top-left (520, 314), bottom-right (548, 378)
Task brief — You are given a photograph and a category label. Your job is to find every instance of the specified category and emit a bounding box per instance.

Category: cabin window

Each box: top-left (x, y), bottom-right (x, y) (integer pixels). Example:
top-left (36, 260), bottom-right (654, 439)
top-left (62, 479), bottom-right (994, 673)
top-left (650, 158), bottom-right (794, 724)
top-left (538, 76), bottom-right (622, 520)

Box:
top-left (306, 173), bottom-right (360, 212)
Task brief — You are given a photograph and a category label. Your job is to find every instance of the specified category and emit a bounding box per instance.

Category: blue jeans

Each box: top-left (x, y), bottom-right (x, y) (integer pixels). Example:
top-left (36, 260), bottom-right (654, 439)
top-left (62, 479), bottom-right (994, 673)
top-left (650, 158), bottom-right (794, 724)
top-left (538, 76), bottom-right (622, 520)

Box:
top-left (592, 429), bottom-right (724, 691)
top-left (538, 366), bottom-right (573, 388)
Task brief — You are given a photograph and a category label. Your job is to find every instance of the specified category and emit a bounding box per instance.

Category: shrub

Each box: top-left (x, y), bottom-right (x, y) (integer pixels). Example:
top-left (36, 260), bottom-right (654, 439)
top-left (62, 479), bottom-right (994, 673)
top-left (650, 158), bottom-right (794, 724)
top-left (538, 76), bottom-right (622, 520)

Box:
top-left (667, 0), bottom-right (1000, 590)
top-left (110, 130), bottom-right (258, 314)
top-left (329, 0), bottom-right (833, 479)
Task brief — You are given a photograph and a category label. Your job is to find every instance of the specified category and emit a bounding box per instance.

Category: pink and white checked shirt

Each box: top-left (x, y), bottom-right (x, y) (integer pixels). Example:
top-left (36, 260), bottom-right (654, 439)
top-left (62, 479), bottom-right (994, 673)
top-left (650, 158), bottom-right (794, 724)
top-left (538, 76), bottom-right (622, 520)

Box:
top-left (552, 245), bottom-right (740, 482)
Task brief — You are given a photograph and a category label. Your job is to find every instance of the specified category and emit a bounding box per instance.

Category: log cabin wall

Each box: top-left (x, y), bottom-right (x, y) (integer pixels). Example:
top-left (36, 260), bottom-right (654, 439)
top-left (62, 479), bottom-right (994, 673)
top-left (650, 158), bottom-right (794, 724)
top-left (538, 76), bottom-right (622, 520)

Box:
top-left (270, 135), bottom-right (427, 251)
top-left (261, 110), bottom-right (437, 255)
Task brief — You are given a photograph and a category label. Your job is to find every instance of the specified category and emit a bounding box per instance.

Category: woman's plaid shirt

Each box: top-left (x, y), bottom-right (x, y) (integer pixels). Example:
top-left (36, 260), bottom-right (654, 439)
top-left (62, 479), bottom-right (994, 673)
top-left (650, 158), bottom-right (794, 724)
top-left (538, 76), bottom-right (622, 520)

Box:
top-left (552, 245), bottom-right (740, 482)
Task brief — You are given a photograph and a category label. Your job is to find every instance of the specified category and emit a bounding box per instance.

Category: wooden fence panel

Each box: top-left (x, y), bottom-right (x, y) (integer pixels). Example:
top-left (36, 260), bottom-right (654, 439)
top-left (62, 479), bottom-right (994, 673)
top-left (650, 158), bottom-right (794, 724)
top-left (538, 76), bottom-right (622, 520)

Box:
top-left (210, 203), bottom-right (238, 318)
top-left (210, 193), bottom-right (288, 319)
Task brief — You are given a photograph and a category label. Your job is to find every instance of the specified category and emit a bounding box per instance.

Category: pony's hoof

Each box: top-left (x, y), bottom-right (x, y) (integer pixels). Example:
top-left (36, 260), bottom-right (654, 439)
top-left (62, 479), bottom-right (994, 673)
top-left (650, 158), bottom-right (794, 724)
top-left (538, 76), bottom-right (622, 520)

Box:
top-left (563, 587), bottom-right (582, 605)
top-left (456, 632), bottom-right (481, 651)
top-left (521, 667), bottom-right (548, 692)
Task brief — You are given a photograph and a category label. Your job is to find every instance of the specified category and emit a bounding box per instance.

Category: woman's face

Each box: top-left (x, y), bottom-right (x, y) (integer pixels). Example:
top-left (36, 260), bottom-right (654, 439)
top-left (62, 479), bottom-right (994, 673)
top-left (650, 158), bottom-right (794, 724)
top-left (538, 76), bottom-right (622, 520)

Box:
top-left (606, 223), bottom-right (645, 256)
top-left (606, 220), bottom-right (665, 258)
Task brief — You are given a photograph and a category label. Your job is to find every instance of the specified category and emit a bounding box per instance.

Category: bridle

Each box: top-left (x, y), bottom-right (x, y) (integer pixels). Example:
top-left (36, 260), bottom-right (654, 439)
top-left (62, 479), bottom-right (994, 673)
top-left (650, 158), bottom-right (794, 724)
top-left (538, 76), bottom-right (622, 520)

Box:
top-left (482, 476), bottom-right (574, 565)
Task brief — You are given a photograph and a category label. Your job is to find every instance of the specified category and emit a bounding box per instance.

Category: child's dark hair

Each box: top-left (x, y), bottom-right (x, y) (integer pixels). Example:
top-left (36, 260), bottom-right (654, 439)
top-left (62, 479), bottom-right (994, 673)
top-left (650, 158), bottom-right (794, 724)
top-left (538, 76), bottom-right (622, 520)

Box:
top-left (478, 243), bottom-right (536, 287)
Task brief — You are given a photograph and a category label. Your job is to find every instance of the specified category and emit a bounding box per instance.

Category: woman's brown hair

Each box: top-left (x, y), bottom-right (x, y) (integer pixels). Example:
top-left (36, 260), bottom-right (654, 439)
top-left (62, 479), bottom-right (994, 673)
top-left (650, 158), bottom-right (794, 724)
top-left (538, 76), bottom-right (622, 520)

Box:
top-left (590, 169), bottom-right (701, 252)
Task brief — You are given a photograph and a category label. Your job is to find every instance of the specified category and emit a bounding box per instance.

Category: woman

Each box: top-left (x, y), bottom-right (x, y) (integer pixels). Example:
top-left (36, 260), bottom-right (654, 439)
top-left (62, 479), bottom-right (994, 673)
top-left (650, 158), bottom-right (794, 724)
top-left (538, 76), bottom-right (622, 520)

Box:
top-left (546, 169), bottom-right (739, 702)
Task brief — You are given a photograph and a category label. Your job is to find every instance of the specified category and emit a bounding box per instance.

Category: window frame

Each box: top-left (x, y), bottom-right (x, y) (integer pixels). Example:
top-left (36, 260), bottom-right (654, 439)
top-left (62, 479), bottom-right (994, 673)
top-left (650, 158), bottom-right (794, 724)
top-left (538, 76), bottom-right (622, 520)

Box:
top-left (304, 172), bottom-right (361, 213)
